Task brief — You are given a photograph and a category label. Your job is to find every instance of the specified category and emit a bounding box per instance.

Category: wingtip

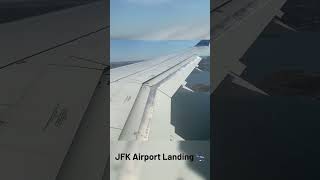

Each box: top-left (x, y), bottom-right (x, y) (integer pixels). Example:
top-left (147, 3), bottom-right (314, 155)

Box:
top-left (195, 40), bottom-right (210, 47)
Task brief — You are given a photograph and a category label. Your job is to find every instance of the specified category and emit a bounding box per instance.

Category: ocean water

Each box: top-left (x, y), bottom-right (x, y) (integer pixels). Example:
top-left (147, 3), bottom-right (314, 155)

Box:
top-left (171, 56), bottom-right (210, 140)
top-left (213, 31), bottom-right (320, 178)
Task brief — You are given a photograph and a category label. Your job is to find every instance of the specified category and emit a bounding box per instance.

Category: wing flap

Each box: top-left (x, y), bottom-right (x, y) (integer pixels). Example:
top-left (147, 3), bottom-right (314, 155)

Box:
top-left (212, 0), bottom-right (287, 92)
top-left (0, 56), bottom-right (103, 180)
top-left (110, 81), bottom-right (142, 130)
top-left (158, 57), bottom-right (201, 97)
top-left (147, 90), bottom-right (184, 141)
top-left (111, 52), bottom-right (203, 140)
top-left (0, 3), bottom-right (108, 179)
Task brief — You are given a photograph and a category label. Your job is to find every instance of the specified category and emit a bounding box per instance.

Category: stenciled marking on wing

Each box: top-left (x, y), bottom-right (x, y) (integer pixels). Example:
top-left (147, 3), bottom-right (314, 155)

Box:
top-left (43, 103), bottom-right (68, 131)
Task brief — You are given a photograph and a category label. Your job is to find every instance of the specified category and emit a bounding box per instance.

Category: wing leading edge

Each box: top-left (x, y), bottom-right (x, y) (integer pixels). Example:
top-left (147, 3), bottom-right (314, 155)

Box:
top-left (110, 41), bottom-right (209, 141)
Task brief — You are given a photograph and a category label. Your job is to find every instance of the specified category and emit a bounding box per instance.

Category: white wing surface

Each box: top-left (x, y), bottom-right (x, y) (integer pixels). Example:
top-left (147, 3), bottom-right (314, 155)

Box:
top-left (110, 41), bottom-right (210, 141)
top-left (212, 0), bottom-right (288, 92)
top-left (0, 2), bottom-right (109, 180)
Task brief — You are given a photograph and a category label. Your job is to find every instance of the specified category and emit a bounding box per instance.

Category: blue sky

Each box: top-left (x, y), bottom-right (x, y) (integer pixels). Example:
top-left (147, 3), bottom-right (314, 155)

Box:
top-left (111, 0), bottom-right (209, 40)
top-left (111, 40), bottom-right (199, 62)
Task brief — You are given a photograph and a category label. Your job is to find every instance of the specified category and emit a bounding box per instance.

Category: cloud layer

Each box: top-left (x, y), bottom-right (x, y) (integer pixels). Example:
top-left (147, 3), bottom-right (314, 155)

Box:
top-left (111, 22), bottom-right (209, 40)
top-left (140, 24), bottom-right (209, 40)
top-left (111, 0), bottom-right (209, 40)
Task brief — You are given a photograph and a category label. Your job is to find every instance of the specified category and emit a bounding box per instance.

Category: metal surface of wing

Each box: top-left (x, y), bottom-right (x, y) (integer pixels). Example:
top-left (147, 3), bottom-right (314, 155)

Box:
top-left (0, 1), bottom-right (108, 180)
top-left (211, 0), bottom-right (287, 92)
top-left (110, 44), bottom-right (209, 141)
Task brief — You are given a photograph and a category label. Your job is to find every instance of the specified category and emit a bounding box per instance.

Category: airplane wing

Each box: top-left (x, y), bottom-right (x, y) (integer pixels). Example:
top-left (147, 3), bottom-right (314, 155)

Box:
top-left (0, 1), bottom-right (109, 180)
top-left (0, 0), bottom-right (291, 179)
top-left (212, 0), bottom-right (288, 93)
top-left (110, 40), bottom-right (210, 141)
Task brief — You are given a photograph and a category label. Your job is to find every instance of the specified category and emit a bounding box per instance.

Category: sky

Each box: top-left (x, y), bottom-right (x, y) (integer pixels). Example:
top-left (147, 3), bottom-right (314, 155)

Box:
top-left (110, 40), bottom-right (199, 62)
top-left (111, 0), bottom-right (210, 40)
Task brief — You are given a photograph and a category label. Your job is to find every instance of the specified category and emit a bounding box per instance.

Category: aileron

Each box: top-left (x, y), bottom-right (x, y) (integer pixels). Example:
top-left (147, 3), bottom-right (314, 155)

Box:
top-left (110, 42), bottom-right (209, 141)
